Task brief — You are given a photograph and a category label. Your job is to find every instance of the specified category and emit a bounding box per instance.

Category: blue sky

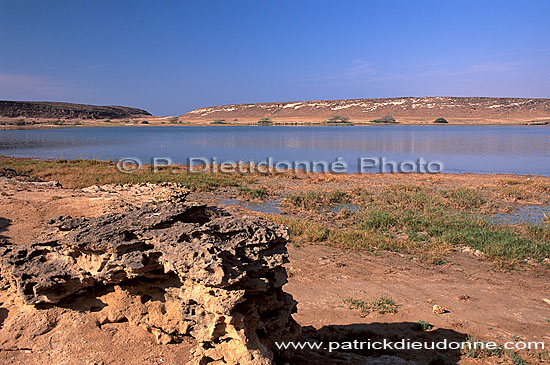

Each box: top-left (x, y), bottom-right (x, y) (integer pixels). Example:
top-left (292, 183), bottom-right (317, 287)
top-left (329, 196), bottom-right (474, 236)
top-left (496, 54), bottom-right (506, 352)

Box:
top-left (1, 0), bottom-right (549, 115)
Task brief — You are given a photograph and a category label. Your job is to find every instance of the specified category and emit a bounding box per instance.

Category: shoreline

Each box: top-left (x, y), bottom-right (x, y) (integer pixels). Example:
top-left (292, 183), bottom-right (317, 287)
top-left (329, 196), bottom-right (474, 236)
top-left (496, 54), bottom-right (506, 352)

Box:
top-left (1, 155), bottom-right (549, 178)
top-left (2, 122), bottom-right (549, 130)
top-left (2, 117), bottom-right (550, 130)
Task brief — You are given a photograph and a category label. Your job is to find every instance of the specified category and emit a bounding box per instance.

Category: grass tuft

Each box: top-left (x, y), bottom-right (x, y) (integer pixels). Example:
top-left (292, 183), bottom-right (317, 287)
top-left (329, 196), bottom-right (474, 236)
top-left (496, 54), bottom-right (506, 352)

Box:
top-left (238, 186), bottom-right (267, 200)
top-left (286, 190), bottom-right (351, 210)
top-left (273, 184), bottom-right (550, 267)
top-left (462, 335), bottom-right (503, 359)
top-left (412, 320), bottom-right (434, 331)
top-left (343, 296), bottom-right (397, 316)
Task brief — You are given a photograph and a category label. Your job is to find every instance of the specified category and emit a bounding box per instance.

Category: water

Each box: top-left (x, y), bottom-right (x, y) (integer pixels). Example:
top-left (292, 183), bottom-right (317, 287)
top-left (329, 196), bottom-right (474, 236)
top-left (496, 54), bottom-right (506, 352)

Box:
top-left (220, 199), bottom-right (283, 214)
top-left (490, 205), bottom-right (550, 226)
top-left (1, 125), bottom-right (550, 175)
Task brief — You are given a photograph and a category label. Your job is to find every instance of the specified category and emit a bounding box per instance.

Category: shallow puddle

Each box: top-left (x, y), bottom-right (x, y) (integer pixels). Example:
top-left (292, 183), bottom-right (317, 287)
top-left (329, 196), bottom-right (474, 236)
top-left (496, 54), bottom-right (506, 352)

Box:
top-left (220, 199), bottom-right (283, 214)
top-left (489, 205), bottom-right (550, 226)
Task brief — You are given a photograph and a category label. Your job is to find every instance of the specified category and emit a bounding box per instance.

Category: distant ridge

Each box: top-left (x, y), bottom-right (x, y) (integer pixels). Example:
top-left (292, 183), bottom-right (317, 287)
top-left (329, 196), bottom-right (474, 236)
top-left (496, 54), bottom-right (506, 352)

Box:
top-left (0, 100), bottom-right (151, 120)
top-left (180, 97), bottom-right (550, 122)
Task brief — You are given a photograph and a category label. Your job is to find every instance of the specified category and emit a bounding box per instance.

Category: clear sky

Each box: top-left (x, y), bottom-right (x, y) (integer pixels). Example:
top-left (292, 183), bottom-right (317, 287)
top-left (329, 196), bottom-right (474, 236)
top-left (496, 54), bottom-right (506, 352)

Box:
top-left (1, 0), bottom-right (549, 115)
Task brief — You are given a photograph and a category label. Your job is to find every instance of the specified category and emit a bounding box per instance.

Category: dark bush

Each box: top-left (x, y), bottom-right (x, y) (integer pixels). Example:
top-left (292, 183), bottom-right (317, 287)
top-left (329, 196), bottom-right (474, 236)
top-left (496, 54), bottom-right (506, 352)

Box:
top-left (324, 115), bottom-right (351, 124)
top-left (369, 115), bottom-right (397, 124)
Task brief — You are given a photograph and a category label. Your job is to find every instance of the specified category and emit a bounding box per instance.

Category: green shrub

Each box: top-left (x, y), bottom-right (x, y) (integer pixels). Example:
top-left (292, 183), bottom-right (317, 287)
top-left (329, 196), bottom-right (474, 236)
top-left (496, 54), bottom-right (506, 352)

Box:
top-left (257, 117), bottom-right (273, 125)
top-left (412, 320), bottom-right (434, 331)
top-left (324, 115), bottom-right (351, 124)
top-left (369, 115), bottom-right (397, 124)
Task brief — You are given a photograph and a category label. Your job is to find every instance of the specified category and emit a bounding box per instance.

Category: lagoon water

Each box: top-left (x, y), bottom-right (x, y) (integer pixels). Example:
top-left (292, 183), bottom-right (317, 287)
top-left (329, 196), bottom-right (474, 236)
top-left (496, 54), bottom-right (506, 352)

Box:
top-left (1, 125), bottom-right (549, 175)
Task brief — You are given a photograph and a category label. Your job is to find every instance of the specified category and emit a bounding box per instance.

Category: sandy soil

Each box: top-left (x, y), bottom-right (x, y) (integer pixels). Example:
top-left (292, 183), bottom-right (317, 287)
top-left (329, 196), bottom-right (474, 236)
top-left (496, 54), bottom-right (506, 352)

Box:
top-left (0, 177), bottom-right (549, 364)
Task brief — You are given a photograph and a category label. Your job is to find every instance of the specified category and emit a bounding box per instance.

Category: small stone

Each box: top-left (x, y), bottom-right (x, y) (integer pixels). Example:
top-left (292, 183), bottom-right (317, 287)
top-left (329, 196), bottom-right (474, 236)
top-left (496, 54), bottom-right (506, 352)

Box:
top-left (433, 305), bottom-right (449, 314)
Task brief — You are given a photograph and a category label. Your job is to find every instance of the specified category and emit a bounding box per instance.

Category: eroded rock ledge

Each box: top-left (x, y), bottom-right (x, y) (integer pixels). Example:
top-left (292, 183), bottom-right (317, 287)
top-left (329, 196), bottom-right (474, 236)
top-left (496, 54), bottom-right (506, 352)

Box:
top-left (0, 199), bottom-right (299, 364)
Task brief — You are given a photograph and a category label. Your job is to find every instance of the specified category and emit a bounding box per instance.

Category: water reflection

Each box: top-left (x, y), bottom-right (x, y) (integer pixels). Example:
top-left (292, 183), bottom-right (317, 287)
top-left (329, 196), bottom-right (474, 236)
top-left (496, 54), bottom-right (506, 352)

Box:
top-left (1, 126), bottom-right (549, 175)
top-left (187, 126), bottom-right (549, 156)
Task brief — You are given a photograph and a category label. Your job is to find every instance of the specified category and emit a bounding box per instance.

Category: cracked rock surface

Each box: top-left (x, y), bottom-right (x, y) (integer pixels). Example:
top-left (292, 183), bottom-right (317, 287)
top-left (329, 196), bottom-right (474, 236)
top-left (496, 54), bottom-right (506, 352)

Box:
top-left (0, 199), bottom-right (299, 364)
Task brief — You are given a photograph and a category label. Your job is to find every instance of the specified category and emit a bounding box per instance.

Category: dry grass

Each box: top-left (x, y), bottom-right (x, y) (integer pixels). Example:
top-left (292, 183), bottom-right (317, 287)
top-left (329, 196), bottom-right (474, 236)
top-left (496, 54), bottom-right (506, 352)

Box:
top-left (0, 157), bottom-right (248, 191)
top-left (3, 156), bottom-right (549, 267)
top-left (285, 190), bottom-right (351, 210)
top-left (274, 184), bottom-right (550, 267)
top-left (342, 296), bottom-right (397, 316)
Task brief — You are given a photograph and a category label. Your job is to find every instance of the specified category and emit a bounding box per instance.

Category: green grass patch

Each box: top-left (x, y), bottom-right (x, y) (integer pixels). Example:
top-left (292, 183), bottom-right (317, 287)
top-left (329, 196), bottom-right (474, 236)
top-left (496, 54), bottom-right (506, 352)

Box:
top-left (441, 187), bottom-right (489, 211)
top-left (275, 185), bottom-right (550, 267)
top-left (359, 205), bottom-right (549, 267)
top-left (268, 215), bottom-right (388, 250)
top-left (509, 351), bottom-right (528, 365)
top-left (238, 186), bottom-right (267, 200)
top-left (343, 296), bottom-right (397, 316)
top-left (355, 185), bottom-right (550, 267)
top-left (462, 335), bottom-right (503, 359)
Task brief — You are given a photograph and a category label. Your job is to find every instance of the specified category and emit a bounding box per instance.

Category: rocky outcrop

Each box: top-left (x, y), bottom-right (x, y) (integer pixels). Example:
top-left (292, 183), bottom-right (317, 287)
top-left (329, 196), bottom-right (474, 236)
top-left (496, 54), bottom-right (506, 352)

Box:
top-left (0, 199), bottom-right (298, 364)
top-left (0, 100), bottom-right (151, 119)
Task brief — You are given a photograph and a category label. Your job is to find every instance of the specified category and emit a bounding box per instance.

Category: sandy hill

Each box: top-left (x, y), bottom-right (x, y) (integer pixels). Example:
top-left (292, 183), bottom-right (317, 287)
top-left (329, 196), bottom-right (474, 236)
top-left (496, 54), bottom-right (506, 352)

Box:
top-left (180, 97), bottom-right (550, 124)
top-left (0, 100), bottom-right (151, 120)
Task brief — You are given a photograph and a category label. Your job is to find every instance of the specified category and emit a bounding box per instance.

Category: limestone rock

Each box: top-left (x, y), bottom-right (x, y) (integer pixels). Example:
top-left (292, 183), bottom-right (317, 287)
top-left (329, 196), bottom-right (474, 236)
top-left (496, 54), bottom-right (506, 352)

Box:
top-left (0, 200), bottom-right (299, 364)
top-left (432, 305), bottom-right (449, 315)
